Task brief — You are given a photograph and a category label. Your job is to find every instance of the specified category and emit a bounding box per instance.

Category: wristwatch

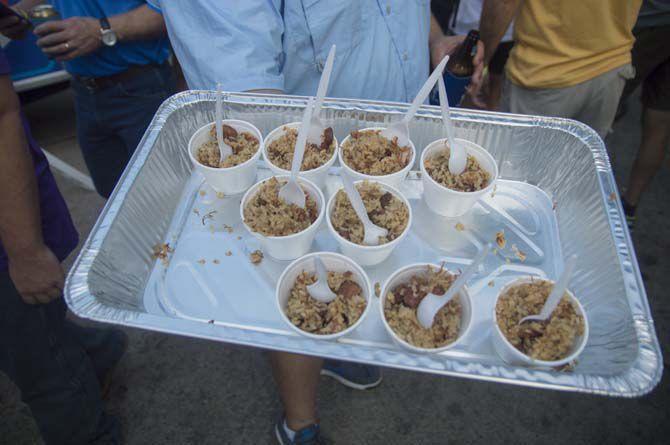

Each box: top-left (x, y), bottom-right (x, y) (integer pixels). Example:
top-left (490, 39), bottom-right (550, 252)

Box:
top-left (99, 17), bottom-right (118, 47)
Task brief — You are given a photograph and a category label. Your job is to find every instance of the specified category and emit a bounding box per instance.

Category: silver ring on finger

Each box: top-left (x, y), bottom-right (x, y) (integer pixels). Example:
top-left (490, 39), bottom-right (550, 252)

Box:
top-left (64, 42), bottom-right (70, 51)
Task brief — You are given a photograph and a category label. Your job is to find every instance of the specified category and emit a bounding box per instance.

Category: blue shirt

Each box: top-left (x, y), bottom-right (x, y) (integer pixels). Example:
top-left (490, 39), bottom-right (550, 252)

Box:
top-left (149, 0), bottom-right (431, 103)
top-left (49, 0), bottom-right (170, 77)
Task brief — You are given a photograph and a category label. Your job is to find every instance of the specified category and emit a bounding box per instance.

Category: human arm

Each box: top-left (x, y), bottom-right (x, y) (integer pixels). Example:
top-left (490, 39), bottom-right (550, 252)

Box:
top-left (34, 4), bottom-right (167, 62)
top-left (107, 4), bottom-right (167, 41)
top-left (429, 14), bottom-right (448, 63)
top-left (0, 74), bottom-right (64, 304)
top-left (0, 0), bottom-right (42, 39)
top-left (480, 0), bottom-right (521, 65)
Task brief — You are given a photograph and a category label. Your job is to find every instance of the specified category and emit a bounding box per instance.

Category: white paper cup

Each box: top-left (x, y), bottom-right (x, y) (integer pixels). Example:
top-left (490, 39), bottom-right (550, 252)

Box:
top-left (276, 251), bottom-right (372, 340)
top-left (188, 120), bottom-right (263, 195)
top-left (379, 263), bottom-right (473, 354)
top-left (240, 175), bottom-right (325, 261)
top-left (420, 137), bottom-right (498, 217)
top-left (263, 122), bottom-right (338, 189)
top-left (338, 127), bottom-right (416, 189)
top-left (491, 277), bottom-right (589, 367)
top-left (326, 180), bottom-right (412, 267)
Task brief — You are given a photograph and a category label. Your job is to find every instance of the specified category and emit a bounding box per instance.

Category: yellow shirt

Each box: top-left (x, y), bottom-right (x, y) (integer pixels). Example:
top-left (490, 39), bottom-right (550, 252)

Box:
top-left (507, 0), bottom-right (642, 89)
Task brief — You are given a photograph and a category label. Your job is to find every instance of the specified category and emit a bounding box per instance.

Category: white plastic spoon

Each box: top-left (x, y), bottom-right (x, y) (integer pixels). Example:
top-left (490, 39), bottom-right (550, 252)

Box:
top-left (306, 256), bottom-right (338, 303)
top-left (437, 75), bottom-right (466, 175)
top-left (278, 97), bottom-right (315, 208)
top-left (381, 55), bottom-right (450, 147)
top-left (307, 45), bottom-right (336, 146)
top-left (518, 255), bottom-right (578, 325)
top-left (417, 243), bottom-right (491, 329)
top-left (215, 82), bottom-right (233, 164)
top-left (340, 174), bottom-right (388, 246)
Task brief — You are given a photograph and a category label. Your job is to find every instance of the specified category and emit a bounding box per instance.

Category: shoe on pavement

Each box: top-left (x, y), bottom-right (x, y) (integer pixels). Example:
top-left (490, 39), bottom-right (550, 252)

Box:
top-left (275, 416), bottom-right (327, 445)
top-left (321, 360), bottom-right (382, 390)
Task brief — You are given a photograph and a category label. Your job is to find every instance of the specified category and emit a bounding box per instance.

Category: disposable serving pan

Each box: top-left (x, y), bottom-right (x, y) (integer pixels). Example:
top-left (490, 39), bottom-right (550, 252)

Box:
top-left (65, 91), bottom-right (663, 397)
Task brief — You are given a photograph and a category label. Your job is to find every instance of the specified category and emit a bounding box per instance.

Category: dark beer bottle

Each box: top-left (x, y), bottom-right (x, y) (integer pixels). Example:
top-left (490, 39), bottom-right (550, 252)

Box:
top-left (446, 30), bottom-right (479, 78)
top-left (430, 29), bottom-right (480, 106)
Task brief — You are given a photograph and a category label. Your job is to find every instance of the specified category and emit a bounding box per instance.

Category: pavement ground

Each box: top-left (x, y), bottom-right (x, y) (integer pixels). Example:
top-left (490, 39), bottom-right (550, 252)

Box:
top-left (1, 88), bottom-right (668, 445)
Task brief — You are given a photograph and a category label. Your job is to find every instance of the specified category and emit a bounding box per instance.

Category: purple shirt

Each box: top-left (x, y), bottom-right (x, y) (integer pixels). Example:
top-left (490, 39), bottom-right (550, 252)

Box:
top-left (0, 50), bottom-right (78, 270)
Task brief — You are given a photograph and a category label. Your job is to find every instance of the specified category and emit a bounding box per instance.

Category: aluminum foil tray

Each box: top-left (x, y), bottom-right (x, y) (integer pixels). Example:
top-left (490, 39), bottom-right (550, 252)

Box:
top-left (65, 92), bottom-right (662, 397)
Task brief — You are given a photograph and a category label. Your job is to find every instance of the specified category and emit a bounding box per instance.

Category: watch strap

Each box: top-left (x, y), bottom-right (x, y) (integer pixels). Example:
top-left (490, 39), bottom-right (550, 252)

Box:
top-left (99, 16), bottom-right (111, 30)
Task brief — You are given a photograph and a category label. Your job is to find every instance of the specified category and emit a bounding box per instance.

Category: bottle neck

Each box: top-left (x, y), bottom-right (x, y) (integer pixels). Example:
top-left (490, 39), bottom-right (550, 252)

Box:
top-left (460, 31), bottom-right (480, 58)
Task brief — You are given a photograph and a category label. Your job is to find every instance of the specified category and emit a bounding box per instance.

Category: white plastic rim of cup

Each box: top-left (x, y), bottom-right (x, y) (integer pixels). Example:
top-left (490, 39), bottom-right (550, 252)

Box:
top-left (263, 122), bottom-right (338, 190)
top-left (491, 277), bottom-right (590, 368)
top-left (188, 120), bottom-right (264, 195)
top-left (240, 175), bottom-right (325, 261)
top-left (379, 262), bottom-right (474, 354)
top-left (420, 137), bottom-right (498, 218)
top-left (326, 180), bottom-right (413, 267)
top-left (338, 127), bottom-right (416, 189)
top-left (275, 251), bottom-right (373, 341)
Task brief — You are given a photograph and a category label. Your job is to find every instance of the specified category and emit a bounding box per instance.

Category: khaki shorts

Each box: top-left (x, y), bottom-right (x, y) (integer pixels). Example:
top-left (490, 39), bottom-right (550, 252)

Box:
top-left (502, 64), bottom-right (635, 138)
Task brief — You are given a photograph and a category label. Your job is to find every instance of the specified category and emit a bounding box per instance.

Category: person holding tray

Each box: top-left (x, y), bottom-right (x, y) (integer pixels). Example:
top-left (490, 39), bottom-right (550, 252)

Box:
top-left (147, 1), bottom-right (483, 443)
top-left (0, 47), bottom-right (126, 444)
top-left (148, 0), bottom-right (483, 100)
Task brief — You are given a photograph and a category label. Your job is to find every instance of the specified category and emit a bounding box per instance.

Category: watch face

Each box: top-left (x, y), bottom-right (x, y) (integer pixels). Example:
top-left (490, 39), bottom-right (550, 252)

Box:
top-left (101, 29), bottom-right (117, 46)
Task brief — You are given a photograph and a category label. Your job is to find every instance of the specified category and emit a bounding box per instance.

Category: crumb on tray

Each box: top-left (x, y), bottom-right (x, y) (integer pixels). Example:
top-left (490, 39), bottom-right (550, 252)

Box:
top-left (250, 250), bottom-right (263, 265)
top-left (512, 244), bottom-right (527, 262)
top-left (152, 243), bottom-right (174, 266)
top-left (496, 230), bottom-right (506, 249)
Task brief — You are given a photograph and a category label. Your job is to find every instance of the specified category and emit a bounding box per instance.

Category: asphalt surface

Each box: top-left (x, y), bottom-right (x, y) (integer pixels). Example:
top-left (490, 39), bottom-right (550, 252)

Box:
top-left (1, 88), bottom-right (668, 445)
